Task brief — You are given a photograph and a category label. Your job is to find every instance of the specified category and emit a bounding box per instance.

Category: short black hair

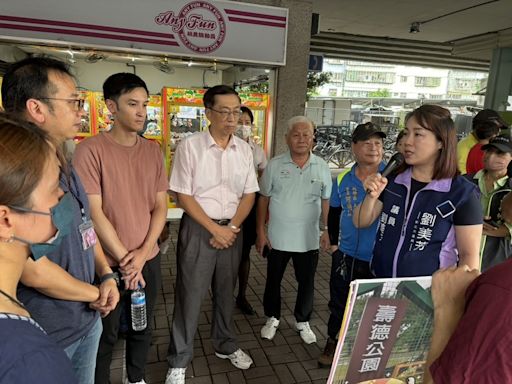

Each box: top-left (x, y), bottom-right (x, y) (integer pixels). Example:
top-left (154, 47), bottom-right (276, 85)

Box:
top-left (1, 56), bottom-right (72, 115)
top-left (103, 72), bottom-right (149, 102)
top-left (474, 120), bottom-right (500, 140)
top-left (240, 106), bottom-right (254, 124)
top-left (395, 130), bottom-right (406, 145)
top-left (203, 85), bottom-right (240, 109)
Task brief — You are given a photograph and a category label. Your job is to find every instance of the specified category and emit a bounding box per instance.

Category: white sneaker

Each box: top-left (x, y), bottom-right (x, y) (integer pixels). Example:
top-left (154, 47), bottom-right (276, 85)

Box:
top-left (165, 368), bottom-right (186, 384)
top-left (260, 316), bottom-right (280, 340)
top-left (124, 379), bottom-right (146, 384)
top-left (295, 321), bottom-right (317, 344)
top-left (215, 348), bottom-right (253, 370)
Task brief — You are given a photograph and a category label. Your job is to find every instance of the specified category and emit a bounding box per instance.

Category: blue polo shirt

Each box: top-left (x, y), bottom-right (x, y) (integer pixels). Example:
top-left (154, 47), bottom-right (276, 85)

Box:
top-left (331, 162), bottom-right (386, 261)
top-left (260, 151), bottom-right (332, 252)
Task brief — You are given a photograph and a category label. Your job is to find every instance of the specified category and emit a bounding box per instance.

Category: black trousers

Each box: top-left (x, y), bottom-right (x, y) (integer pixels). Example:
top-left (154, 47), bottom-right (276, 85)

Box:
top-left (95, 254), bottom-right (161, 384)
top-left (327, 250), bottom-right (373, 340)
top-left (263, 249), bottom-right (319, 322)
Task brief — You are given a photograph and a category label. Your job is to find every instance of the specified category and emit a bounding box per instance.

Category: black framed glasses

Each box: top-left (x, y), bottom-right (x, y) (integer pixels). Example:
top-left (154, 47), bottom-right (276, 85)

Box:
top-left (40, 98), bottom-right (86, 111)
top-left (208, 107), bottom-right (242, 121)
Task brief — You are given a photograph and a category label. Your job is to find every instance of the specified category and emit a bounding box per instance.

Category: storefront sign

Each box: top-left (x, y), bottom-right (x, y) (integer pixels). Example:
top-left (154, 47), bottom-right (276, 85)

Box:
top-left (0, 0), bottom-right (288, 65)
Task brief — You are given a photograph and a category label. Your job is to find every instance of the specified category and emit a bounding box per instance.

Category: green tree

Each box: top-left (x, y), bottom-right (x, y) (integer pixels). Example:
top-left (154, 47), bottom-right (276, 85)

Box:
top-left (307, 71), bottom-right (332, 99)
top-left (368, 88), bottom-right (391, 98)
top-left (239, 82), bottom-right (269, 94)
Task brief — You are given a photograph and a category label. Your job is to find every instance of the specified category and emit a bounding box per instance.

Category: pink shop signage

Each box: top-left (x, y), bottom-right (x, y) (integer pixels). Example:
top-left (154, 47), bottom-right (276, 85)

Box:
top-left (0, 0), bottom-right (288, 65)
top-left (155, 2), bottom-right (226, 54)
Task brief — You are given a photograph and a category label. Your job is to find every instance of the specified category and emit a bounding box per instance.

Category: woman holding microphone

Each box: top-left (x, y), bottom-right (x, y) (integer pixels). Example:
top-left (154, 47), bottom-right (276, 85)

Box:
top-left (354, 105), bottom-right (482, 277)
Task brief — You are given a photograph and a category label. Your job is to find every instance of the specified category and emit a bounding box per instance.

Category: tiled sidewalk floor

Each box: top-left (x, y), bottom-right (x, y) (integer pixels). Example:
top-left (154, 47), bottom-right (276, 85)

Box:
top-left (110, 222), bottom-right (333, 383)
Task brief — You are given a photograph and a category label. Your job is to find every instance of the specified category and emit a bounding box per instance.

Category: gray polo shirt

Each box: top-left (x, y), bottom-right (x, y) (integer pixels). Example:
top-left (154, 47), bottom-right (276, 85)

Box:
top-left (260, 151), bottom-right (332, 252)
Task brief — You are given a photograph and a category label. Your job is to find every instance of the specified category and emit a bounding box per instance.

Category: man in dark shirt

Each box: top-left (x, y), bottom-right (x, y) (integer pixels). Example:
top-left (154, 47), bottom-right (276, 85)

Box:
top-left (2, 57), bottom-right (119, 384)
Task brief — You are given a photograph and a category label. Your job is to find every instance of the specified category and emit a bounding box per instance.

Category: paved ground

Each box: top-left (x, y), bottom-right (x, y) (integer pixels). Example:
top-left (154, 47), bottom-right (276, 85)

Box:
top-left (110, 221), bottom-right (334, 384)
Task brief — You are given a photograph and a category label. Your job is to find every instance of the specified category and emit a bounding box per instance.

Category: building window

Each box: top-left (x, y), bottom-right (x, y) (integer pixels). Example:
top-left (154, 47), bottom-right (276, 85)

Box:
top-left (345, 71), bottom-right (395, 84)
top-left (328, 88), bottom-right (338, 97)
top-left (326, 58), bottom-right (345, 65)
top-left (400, 92), bottom-right (407, 98)
top-left (452, 78), bottom-right (479, 91)
top-left (400, 76), bottom-right (407, 82)
top-left (415, 77), bottom-right (441, 87)
top-left (332, 72), bottom-right (344, 81)
top-left (343, 90), bottom-right (369, 97)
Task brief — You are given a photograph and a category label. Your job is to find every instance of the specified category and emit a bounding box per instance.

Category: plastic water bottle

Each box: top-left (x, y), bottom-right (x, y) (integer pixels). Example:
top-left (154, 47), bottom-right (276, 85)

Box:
top-left (131, 286), bottom-right (147, 331)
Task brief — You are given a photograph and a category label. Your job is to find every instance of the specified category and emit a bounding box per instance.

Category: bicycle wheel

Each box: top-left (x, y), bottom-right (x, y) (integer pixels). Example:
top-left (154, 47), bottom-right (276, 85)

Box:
top-left (327, 149), bottom-right (353, 168)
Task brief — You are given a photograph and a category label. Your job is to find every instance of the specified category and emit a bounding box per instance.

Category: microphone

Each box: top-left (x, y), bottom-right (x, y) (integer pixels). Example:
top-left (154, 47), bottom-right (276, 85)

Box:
top-left (366, 152), bottom-right (405, 194)
top-left (381, 152), bottom-right (405, 178)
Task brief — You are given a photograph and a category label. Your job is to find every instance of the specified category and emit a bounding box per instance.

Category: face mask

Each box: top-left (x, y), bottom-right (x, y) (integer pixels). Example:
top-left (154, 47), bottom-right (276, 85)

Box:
top-left (236, 124), bottom-right (252, 140)
top-left (9, 192), bottom-right (74, 260)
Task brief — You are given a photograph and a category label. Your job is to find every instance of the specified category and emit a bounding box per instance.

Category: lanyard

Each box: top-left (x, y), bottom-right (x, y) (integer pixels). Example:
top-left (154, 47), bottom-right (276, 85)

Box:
top-left (65, 169), bottom-right (87, 222)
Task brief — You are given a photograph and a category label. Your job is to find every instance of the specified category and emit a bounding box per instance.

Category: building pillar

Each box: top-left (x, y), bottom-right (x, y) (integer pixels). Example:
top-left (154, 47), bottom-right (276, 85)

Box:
top-left (485, 48), bottom-right (512, 111)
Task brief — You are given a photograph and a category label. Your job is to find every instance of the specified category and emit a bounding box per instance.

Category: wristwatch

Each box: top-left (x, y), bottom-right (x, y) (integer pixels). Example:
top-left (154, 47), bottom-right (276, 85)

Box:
top-left (100, 272), bottom-right (120, 286)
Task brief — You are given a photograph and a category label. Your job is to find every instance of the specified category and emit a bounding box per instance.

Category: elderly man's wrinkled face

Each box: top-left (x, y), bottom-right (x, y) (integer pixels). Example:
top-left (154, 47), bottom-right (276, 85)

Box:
top-left (352, 135), bottom-right (383, 166)
top-left (286, 122), bottom-right (314, 156)
top-left (483, 148), bottom-right (512, 173)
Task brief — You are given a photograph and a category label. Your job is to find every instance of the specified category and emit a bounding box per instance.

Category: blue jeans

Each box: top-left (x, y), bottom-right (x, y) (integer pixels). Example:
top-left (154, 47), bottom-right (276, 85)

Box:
top-left (64, 316), bottom-right (102, 384)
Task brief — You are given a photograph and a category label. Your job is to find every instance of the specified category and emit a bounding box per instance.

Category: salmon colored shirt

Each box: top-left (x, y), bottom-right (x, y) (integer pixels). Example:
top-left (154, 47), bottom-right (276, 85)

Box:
top-left (74, 133), bottom-right (168, 266)
top-left (169, 130), bottom-right (259, 220)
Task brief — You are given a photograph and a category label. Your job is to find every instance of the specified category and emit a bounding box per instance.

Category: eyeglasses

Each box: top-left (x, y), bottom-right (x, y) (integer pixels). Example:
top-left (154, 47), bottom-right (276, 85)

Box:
top-left (40, 98), bottom-right (86, 111)
top-left (209, 107), bottom-right (241, 121)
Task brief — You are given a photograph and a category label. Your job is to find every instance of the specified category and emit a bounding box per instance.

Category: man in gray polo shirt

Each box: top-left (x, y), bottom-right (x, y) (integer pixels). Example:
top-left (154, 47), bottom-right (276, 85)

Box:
top-left (256, 116), bottom-right (332, 344)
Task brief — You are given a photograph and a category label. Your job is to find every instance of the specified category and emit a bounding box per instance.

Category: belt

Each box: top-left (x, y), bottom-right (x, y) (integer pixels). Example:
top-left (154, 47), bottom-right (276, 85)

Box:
top-left (211, 219), bottom-right (231, 226)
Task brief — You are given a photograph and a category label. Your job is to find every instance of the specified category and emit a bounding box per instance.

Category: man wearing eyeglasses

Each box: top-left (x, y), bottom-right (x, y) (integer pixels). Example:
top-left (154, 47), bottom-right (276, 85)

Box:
top-left (1, 57), bottom-right (119, 384)
top-left (166, 85), bottom-right (259, 384)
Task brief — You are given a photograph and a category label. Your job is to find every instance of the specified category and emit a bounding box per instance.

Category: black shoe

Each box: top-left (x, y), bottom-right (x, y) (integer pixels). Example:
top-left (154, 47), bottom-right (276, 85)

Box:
top-left (318, 338), bottom-right (337, 368)
top-left (236, 297), bottom-right (256, 315)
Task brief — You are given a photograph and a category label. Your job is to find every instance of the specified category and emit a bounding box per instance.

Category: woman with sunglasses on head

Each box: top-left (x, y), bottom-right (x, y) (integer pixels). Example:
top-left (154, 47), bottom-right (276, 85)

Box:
top-left (354, 105), bottom-right (482, 277)
top-left (0, 114), bottom-right (77, 383)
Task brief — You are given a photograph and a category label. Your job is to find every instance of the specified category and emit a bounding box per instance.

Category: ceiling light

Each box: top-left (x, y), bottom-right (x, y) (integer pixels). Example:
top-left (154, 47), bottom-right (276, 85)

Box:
top-left (66, 49), bottom-right (76, 64)
top-left (409, 22), bottom-right (420, 33)
top-left (85, 52), bottom-right (106, 63)
top-left (153, 57), bottom-right (174, 74)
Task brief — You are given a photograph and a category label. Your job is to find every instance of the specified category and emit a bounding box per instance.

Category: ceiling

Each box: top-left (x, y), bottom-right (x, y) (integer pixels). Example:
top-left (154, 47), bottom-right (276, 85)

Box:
top-left (311, 0), bottom-right (512, 70)
top-left (11, 44), bottom-right (233, 70)
top-left (2, 1), bottom-right (511, 73)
